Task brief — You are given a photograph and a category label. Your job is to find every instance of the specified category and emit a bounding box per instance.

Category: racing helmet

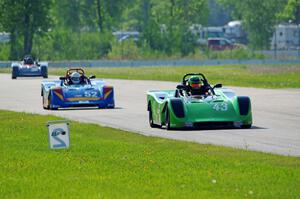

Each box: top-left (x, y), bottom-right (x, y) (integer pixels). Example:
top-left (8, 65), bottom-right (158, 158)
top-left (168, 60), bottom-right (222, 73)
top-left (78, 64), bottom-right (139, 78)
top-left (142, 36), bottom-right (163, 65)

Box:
top-left (70, 72), bottom-right (81, 84)
top-left (24, 55), bottom-right (34, 64)
top-left (188, 76), bottom-right (202, 89)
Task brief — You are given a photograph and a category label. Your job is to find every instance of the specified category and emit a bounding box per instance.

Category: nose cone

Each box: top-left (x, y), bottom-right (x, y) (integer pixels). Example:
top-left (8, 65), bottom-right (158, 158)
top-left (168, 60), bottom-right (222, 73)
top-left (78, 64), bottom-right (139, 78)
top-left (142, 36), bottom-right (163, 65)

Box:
top-left (185, 100), bottom-right (239, 122)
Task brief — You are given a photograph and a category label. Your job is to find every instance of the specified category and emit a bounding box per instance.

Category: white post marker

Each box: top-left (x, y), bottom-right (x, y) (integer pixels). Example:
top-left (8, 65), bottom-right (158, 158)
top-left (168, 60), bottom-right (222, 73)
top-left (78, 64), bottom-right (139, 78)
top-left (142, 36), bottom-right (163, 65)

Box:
top-left (47, 120), bottom-right (70, 149)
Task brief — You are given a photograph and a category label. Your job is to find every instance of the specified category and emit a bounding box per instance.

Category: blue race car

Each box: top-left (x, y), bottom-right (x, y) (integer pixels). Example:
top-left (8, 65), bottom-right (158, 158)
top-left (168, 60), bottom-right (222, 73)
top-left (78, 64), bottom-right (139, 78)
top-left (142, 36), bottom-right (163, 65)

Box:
top-left (12, 55), bottom-right (48, 79)
top-left (41, 68), bottom-right (115, 110)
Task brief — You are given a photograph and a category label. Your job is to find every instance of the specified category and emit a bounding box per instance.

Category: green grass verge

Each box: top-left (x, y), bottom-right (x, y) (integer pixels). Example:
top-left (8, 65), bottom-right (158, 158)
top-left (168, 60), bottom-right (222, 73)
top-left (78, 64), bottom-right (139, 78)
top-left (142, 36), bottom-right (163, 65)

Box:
top-left (0, 110), bottom-right (299, 198)
top-left (1, 65), bottom-right (300, 88)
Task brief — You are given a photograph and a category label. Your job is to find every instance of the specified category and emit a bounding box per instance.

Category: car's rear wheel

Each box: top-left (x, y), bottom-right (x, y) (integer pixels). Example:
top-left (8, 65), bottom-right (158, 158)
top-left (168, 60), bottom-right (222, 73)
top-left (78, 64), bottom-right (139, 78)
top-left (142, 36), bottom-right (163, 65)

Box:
top-left (106, 101), bottom-right (115, 109)
top-left (241, 124), bottom-right (252, 129)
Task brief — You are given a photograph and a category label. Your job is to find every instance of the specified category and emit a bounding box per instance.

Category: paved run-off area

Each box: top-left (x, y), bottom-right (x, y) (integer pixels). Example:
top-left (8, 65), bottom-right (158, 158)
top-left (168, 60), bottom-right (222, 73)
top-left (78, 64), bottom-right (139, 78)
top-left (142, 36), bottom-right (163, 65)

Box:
top-left (0, 74), bottom-right (299, 156)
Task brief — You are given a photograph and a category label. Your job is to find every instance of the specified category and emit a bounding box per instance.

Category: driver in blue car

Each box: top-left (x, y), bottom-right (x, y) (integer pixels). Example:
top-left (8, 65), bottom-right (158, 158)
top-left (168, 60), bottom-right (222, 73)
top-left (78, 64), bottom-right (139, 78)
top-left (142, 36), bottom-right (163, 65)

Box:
top-left (187, 76), bottom-right (208, 96)
top-left (69, 72), bottom-right (81, 85)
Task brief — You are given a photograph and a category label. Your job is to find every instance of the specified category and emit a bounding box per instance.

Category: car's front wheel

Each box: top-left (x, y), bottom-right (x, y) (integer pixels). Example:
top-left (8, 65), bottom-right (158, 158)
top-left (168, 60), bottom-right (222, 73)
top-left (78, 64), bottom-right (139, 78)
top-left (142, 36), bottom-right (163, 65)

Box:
top-left (148, 104), bottom-right (160, 128)
top-left (42, 93), bottom-right (49, 110)
top-left (48, 93), bottom-right (57, 110)
top-left (12, 66), bottom-right (18, 79)
top-left (165, 108), bottom-right (172, 130)
top-left (41, 66), bottom-right (48, 78)
top-left (43, 96), bottom-right (50, 110)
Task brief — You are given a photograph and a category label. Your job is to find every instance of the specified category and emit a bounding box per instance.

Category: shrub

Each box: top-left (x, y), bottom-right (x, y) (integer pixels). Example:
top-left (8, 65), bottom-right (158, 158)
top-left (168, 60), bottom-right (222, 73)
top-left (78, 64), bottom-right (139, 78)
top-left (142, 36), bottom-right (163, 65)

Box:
top-left (0, 43), bottom-right (10, 60)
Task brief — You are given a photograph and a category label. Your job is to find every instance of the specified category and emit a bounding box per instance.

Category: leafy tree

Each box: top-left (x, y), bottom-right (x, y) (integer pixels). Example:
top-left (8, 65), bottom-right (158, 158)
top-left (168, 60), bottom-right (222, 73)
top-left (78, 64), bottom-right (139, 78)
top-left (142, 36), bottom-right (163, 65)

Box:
top-left (94, 0), bottom-right (131, 32)
top-left (133, 0), bottom-right (208, 55)
top-left (0, 0), bottom-right (52, 59)
top-left (0, 0), bottom-right (22, 59)
top-left (219, 0), bottom-right (287, 49)
top-left (278, 0), bottom-right (300, 23)
top-left (207, 0), bottom-right (232, 26)
top-left (54, 0), bottom-right (82, 32)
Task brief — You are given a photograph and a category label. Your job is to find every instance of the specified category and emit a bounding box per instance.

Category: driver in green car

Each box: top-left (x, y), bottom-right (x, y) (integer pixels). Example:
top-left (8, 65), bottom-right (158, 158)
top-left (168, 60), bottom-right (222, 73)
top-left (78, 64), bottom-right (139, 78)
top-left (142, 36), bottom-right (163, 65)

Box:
top-left (187, 76), bottom-right (208, 96)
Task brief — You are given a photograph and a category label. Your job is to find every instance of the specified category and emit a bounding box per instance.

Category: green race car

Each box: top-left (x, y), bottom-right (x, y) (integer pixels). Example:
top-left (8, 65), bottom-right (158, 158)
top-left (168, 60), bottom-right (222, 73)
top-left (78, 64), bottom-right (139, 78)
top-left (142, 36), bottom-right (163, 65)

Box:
top-left (147, 73), bottom-right (252, 130)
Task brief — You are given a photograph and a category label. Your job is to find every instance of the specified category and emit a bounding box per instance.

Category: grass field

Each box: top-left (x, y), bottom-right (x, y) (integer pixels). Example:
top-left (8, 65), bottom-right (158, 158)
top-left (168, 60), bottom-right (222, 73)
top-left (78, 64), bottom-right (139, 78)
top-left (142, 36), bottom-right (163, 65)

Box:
top-left (1, 64), bottom-right (300, 88)
top-left (1, 110), bottom-right (299, 198)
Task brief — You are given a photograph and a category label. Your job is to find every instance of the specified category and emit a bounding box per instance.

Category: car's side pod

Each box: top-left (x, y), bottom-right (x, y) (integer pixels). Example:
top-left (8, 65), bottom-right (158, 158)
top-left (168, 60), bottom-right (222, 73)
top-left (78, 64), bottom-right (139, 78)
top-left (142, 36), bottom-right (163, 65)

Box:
top-left (170, 99), bottom-right (185, 118)
top-left (237, 96), bottom-right (251, 115)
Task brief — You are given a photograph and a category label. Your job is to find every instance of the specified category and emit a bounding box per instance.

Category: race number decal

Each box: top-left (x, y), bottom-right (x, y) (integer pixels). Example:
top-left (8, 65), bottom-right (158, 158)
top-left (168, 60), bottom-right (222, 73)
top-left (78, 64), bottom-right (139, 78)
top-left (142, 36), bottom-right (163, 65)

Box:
top-left (84, 91), bottom-right (98, 97)
top-left (212, 103), bottom-right (228, 111)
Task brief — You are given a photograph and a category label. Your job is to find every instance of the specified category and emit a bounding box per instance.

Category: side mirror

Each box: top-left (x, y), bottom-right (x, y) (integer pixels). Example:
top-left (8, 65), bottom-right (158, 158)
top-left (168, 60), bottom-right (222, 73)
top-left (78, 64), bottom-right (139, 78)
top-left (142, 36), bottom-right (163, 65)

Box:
top-left (213, 83), bottom-right (222, 88)
top-left (176, 85), bottom-right (186, 90)
top-left (89, 75), bottom-right (96, 79)
top-left (59, 77), bottom-right (66, 81)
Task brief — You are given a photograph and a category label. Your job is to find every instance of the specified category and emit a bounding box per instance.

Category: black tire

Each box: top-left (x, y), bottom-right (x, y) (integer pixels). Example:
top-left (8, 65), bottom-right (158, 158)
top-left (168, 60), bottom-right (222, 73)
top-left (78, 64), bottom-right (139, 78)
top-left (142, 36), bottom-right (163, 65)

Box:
top-left (12, 66), bottom-right (18, 79)
top-left (42, 91), bottom-right (49, 110)
top-left (149, 108), bottom-right (157, 128)
top-left (237, 96), bottom-right (251, 116)
top-left (165, 108), bottom-right (172, 130)
top-left (149, 109), bottom-right (155, 128)
top-left (107, 101), bottom-right (115, 109)
top-left (241, 124), bottom-right (252, 129)
top-left (148, 103), bottom-right (160, 128)
top-left (43, 98), bottom-right (49, 110)
top-left (48, 93), bottom-right (57, 110)
top-left (98, 104), bottom-right (114, 109)
top-left (41, 66), bottom-right (48, 78)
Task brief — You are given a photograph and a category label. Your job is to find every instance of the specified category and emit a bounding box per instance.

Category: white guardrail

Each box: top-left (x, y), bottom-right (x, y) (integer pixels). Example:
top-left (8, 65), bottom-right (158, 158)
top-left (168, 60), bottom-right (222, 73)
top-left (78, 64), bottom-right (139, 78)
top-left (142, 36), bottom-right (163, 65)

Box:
top-left (1, 59), bottom-right (300, 68)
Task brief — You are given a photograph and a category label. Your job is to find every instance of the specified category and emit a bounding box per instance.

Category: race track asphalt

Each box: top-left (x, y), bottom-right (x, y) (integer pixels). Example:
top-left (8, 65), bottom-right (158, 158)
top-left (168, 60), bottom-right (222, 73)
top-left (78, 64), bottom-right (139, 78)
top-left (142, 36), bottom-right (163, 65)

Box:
top-left (0, 73), bottom-right (299, 156)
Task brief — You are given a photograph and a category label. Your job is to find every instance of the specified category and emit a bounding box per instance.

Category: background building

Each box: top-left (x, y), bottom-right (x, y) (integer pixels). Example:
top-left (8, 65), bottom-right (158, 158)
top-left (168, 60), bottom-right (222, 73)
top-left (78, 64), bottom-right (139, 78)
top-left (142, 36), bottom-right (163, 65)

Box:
top-left (271, 23), bottom-right (300, 50)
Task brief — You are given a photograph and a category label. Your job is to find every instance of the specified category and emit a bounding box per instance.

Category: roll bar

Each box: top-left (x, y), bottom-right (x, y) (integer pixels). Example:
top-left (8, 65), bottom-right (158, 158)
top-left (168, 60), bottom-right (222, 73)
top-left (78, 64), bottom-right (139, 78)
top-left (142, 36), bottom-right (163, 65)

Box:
top-left (65, 68), bottom-right (85, 77)
top-left (182, 73), bottom-right (208, 85)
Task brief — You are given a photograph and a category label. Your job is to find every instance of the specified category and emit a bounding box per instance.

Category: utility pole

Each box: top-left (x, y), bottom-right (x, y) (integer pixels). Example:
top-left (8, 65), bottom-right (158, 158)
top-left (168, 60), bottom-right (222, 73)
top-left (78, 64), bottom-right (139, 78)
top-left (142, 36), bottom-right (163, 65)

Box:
top-left (96, 0), bottom-right (103, 32)
top-left (274, 25), bottom-right (277, 59)
top-left (298, 25), bottom-right (300, 58)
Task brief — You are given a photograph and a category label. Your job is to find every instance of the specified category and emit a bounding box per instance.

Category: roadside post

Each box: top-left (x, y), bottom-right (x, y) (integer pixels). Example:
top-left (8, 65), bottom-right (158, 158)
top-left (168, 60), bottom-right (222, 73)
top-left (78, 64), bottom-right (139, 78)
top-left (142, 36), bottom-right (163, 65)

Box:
top-left (47, 120), bottom-right (70, 149)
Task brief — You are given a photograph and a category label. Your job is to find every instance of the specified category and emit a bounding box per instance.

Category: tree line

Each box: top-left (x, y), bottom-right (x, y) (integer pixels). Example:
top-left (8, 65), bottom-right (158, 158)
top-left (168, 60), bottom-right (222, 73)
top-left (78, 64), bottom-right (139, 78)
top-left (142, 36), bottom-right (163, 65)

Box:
top-left (0, 0), bottom-right (299, 60)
